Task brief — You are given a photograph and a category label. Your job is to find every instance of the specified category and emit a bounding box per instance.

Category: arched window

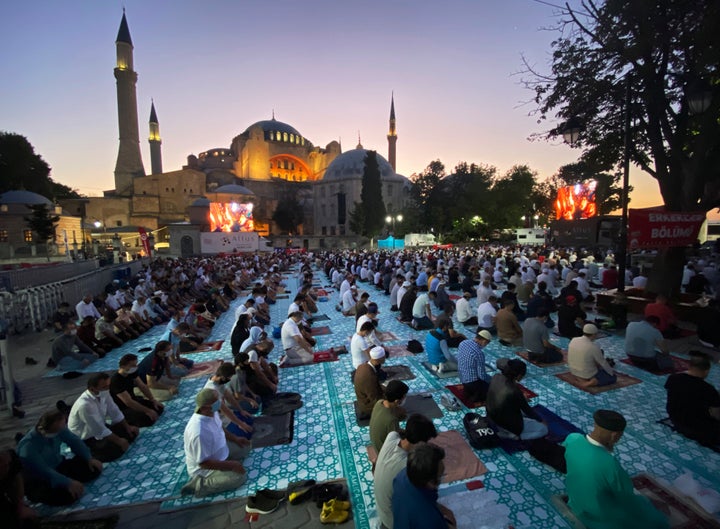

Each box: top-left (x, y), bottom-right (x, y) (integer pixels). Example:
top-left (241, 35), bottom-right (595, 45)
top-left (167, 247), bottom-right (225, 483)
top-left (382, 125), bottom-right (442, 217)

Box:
top-left (283, 132), bottom-right (288, 142)
top-left (269, 131), bottom-right (274, 140)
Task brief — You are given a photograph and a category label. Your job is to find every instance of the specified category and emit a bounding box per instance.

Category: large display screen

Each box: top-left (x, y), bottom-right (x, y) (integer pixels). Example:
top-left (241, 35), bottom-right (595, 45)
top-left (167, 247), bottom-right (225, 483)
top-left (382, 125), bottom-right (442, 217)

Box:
top-left (555, 180), bottom-right (597, 220)
top-left (208, 202), bottom-right (255, 232)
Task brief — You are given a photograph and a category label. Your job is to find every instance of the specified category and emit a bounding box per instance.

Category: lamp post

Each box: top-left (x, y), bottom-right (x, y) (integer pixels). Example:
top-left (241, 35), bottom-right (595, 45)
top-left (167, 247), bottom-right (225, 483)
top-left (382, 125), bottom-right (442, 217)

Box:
top-left (385, 214), bottom-right (403, 249)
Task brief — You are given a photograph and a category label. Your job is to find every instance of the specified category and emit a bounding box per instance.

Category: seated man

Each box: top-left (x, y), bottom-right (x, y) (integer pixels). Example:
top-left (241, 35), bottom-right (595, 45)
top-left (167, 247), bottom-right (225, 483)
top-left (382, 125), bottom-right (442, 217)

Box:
top-left (563, 410), bottom-right (669, 529)
top-left (94, 309), bottom-right (125, 350)
top-left (203, 363), bottom-right (254, 440)
top-left (369, 380), bottom-right (409, 453)
top-left (425, 320), bottom-right (458, 373)
top-left (392, 443), bottom-right (456, 529)
top-left (68, 373), bottom-right (139, 462)
top-left (496, 299), bottom-right (523, 346)
top-left (18, 409), bottom-right (103, 506)
top-left (182, 388), bottom-right (251, 497)
top-left (625, 316), bottom-right (673, 371)
top-left (351, 321), bottom-right (375, 370)
top-left (476, 295), bottom-right (499, 334)
top-left (374, 415), bottom-right (438, 529)
top-left (51, 322), bottom-right (99, 371)
top-left (644, 294), bottom-right (680, 338)
top-left (398, 285), bottom-right (418, 324)
top-left (523, 309), bottom-right (563, 363)
top-left (110, 353), bottom-right (165, 428)
top-left (354, 346), bottom-right (387, 420)
top-left (557, 295), bottom-right (586, 338)
top-left (136, 340), bottom-right (180, 401)
top-left (568, 324), bottom-right (616, 387)
top-left (412, 289), bottom-right (436, 330)
top-left (52, 302), bottom-right (75, 333)
top-left (457, 329), bottom-right (493, 403)
top-left (280, 311), bottom-right (315, 366)
top-left (665, 352), bottom-right (720, 447)
top-left (455, 291), bottom-right (477, 326)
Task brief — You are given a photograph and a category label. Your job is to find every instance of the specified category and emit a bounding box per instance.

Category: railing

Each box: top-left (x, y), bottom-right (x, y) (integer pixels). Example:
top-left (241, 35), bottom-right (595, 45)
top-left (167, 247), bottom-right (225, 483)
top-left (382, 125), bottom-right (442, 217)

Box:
top-left (0, 260), bottom-right (102, 291)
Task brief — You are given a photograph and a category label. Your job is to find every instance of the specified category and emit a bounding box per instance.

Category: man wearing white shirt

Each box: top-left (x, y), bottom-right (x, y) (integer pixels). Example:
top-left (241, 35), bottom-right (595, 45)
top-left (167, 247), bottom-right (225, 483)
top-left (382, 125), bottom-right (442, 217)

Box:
top-left (351, 321), bottom-right (375, 369)
top-left (395, 280), bottom-right (411, 311)
top-left (280, 312), bottom-right (314, 366)
top-left (342, 285), bottom-right (359, 316)
top-left (357, 305), bottom-right (383, 347)
top-left (455, 291), bottom-right (477, 326)
top-left (477, 296), bottom-right (499, 333)
top-left (476, 279), bottom-right (494, 304)
top-left (68, 373), bottom-right (138, 462)
top-left (75, 294), bottom-right (101, 322)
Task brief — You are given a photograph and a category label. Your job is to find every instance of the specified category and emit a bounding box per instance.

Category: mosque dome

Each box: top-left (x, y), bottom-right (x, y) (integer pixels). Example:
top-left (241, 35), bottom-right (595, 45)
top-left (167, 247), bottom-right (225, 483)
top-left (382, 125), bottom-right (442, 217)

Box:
top-left (213, 184), bottom-right (255, 196)
top-left (322, 147), bottom-right (401, 181)
top-left (243, 118), bottom-right (308, 146)
top-left (0, 190), bottom-right (53, 206)
top-left (190, 197), bottom-right (211, 207)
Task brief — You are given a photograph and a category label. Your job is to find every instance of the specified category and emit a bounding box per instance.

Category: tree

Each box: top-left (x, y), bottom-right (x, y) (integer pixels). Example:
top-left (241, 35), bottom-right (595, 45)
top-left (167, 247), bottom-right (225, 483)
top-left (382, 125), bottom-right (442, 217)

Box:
top-left (359, 150), bottom-right (386, 237)
top-left (348, 202), bottom-right (366, 236)
top-left (24, 203), bottom-right (59, 260)
top-left (525, 0), bottom-right (720, 295)
top-left (486, 165), bottom-right (539, 230)
top-left (411, 160), bottom-right (446, 231)
top-left (0, 132), bottom-right (80, 199)
top-left (271, 196), bottom-right (304, 234)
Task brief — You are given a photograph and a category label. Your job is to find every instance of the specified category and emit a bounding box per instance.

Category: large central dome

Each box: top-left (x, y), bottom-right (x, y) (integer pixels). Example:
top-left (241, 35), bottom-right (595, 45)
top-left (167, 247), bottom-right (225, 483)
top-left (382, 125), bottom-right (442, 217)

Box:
top-left (322, 147), bottom-right (400, 181)
top-left (243, 118), bottom-right (309, 146)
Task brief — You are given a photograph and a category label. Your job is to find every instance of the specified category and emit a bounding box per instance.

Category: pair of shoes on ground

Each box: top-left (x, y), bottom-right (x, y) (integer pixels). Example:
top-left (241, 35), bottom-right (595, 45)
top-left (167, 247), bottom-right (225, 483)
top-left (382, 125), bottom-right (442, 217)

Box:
top-left (287, 479), bottom-right (316, 505)
top-left (440, 394), bottom-right (462, 411)
top-left (431, 362), bottom-right (448, 374)
top-left (246, 488), bottom-right (285, 514)
top-left (320, 498), bottom-right (351, 524)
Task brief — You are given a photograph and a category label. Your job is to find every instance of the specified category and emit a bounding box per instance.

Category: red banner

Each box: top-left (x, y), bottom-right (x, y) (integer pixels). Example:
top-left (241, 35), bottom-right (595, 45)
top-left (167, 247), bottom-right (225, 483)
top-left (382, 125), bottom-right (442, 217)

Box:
top-left (138, 227), bottom-right (152, 258)
top-left (628, 207), bottom-right (705, 249)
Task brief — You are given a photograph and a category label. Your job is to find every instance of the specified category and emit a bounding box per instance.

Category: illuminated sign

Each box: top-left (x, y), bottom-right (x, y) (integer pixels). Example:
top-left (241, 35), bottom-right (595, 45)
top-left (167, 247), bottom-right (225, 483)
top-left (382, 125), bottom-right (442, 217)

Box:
top-left (555, 180), bottom-right (597, 220)
top-left (208, 202), bottom-right (254, 232)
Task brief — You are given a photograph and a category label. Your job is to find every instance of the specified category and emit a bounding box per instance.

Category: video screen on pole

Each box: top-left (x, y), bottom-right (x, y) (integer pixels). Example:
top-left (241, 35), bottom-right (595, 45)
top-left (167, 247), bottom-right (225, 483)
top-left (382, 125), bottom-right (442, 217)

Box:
top-left (555, 180), bottom-right (598, 220)
top-left (208, 202), bottom-right (255, 232)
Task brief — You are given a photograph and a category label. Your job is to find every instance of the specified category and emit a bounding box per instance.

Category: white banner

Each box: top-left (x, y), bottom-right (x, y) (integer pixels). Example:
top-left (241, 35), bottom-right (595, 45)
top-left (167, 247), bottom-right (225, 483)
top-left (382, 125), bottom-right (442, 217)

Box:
top-left (200, 232), bottom-right (259, 254)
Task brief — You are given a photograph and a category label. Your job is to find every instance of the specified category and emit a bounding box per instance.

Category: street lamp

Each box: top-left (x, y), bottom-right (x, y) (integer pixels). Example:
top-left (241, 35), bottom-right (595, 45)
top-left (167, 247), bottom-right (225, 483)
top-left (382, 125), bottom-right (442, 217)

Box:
top-left (385, 214), bottom-right (403, 249)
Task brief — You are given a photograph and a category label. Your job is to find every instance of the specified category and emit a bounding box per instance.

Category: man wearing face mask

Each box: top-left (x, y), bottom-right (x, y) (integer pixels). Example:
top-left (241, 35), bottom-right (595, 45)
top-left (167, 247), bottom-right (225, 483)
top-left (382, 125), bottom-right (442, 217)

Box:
top-left (182, 388), bottom-right (250, 497)
top-left (369, 380), bottom-right (409, 453)
top-left (563, 409), bottom-right (669, 529)
top-left (110, 354), bottom-right (164, 427)
top-left (18, 409), bottom-right (103, 506)
top-left (203, 363), bottom-right (254, 440)
top-left (136, 340), bottom-right (180, 401)
top-left (68, 373), bottom-right (139, 462)
top-left (50, 322), bottom-right (100, 372)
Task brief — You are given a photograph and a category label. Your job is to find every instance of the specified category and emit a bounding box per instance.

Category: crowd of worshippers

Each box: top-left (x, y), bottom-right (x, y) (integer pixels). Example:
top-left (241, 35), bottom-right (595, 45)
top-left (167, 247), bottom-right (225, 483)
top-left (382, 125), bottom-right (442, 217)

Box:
top-left (3, 246), bottom-right (719, 529)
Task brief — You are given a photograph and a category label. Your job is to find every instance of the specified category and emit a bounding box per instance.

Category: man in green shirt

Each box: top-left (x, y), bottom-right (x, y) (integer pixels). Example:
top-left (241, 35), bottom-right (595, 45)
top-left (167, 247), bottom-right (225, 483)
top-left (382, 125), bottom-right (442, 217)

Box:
top-left (369, 380), bottom-right (409, 452)
top-left (563, 409), bottom-right (668, 529)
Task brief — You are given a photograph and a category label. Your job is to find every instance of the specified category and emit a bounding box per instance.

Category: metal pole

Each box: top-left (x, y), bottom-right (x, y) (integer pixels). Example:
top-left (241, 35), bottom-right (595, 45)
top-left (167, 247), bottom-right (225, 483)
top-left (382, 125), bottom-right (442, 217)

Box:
top-left (618, 77), bottom-right (632, 293)
top-left (0, 331), bottom-right (15, 416)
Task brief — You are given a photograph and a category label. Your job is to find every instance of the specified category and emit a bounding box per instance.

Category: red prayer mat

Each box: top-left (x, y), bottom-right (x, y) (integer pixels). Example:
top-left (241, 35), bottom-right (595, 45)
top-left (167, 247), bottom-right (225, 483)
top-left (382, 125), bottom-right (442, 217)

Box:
top-left (554, 371), bottom-right (642, 394)
top-left (195, 340), bottom-right (224, 352)
top-left (515, 349), bottom-right (568, 367)
top-left (278, 349), bottom-right (339, 368)
top-left (620, 355), bottom-right (690, 375)
top-left (185, 360), bottom-right (222, 379)
top-left (445, 383), bottom-right (537, 409)
top-left (310, 326), bottom-right (332, 336)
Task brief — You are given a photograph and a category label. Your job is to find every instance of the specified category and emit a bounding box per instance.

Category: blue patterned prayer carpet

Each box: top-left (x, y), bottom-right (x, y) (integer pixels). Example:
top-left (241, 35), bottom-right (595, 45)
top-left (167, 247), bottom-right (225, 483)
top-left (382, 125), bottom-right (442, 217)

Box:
top-left (39, 270), bottom-right (720, 527)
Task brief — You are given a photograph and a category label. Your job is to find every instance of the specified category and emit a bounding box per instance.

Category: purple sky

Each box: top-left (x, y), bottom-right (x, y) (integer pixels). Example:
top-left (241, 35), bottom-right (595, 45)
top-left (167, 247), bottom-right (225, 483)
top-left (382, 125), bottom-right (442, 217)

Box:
top-left (1, 0), bottom-right (687, 215)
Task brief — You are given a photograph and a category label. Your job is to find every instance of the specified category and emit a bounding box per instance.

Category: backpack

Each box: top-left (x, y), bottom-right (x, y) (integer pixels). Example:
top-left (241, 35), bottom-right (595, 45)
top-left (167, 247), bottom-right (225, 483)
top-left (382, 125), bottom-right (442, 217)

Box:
top-left (463, 412), bottom-right (500, 449)
top-left (407, 339), bottom-right (424, 354)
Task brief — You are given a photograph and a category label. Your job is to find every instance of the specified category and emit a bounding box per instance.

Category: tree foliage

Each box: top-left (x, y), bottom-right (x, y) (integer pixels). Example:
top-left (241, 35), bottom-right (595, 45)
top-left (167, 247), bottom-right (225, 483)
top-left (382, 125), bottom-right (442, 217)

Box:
top-left (0, 132), bottom-right (80, 199)
top-left (359, 151), bottom-right (386, 237)
top-left (525, 0), bottom-right (720, 212)
top-left (25, 204), bottom-right (59, 260)
top-left (271, 196), bottom-right (304, 234)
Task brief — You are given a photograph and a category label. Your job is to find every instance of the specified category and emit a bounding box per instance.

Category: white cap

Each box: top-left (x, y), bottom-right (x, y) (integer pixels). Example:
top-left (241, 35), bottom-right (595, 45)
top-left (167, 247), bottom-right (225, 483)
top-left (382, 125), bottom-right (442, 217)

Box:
top-left (583, 323), bottom-right (598, 335)
top-left (370, 346), bottom-right (386, 360)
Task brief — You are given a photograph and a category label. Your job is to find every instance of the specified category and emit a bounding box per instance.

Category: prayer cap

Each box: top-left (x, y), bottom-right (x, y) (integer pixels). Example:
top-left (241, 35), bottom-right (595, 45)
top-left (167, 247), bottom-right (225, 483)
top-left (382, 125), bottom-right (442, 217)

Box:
top-left (370, 346), bottom-right (386, 360)
top-left (593, 409), bottom-right (626, 432)
top-left (477, 330), bottom-right (493, 341)
top-left (583, 323), bottom-right (598, 335)
top-left (195, 388), bottom-right (218, 412)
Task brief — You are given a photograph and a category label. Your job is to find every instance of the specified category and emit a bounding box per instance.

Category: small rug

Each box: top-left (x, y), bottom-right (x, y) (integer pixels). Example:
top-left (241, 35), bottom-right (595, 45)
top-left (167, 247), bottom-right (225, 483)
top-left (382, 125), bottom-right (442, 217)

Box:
top-left (275, 294), bottom-right (290, 299)
top-left (554, 371), bottom-right (642, 394)
top-left (402, 393), bottom-right (444, 419)
top-left (184, 360), bottom-right (222, 379)
top-left (278, 351), bottom-right (339, 369)
top-left (262, 393), bottom-right (303, 415)
top-left (632, 473), bottom-right (720, 528)
top-left (309, 314), bottom-right (331, 322)
top-left (421, 361), bottom-right (459, 379)
top-left (250, 411), bottom-right (295, 448)
top-left (445, 383), bottom-right (537, 409)
top-left (382, 364), bottom-right (416, 381)
top-left (195, 340), bottom-right (224, 352)
top-left (384, 345), bottom-right (415, 358)
top-left (40, 515), bottom-right (119, 529)
top-left (619, 355), bottom-right (690, 375)
top-left (310, 326), bottom-right (332, 336)
top-left (366, 430), bottom-right (487, 484)
top-left (497, 404), bottom-right (583, 455)
top-left (449, 294), bottom-right (462, 301)
top-left (377, 331), bottom-right (399, 342)
top-left (515, 349), bottom-right (568, 367)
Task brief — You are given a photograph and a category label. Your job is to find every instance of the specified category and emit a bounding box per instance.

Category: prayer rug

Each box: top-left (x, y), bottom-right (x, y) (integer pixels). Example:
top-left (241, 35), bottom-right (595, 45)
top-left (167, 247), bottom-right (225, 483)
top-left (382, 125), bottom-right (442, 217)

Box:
top-left (497, 404), bottom-right (583, 455)
top-left (421, 361), bottom-right (459, 379)
top-left (554, 371), bottom-right (642, 394)
top-left (310, 326), bottom-right (332, 336)
top-left (402, 393), bottom-right (444, 419)
top-left (449, 294), bottom-right (462, 301)
top-left (309, 314), bottom-right (331, 322)
top-left (366, 430), bottom-right (487, 484)
top-left (381, 364), bottom-right (416, 381)
top-left (376, 331), bottom-right (399, 342)
top-left (515, 349), bottom-right (568, 367)
top-left (383, 344), bottom-right (415, 358)
top-left (262, 393), bottom-right (303, 416)
top-left (395, 316), bottom-right (414, 327)
top-left (445, 383), bottom-right (537, 409)
top-left (278, 350), bottom-right (339, 368)
top-left (632, 473), bottom-right (720, 528)
top-left (275, 295), bottom-right (290, 299)
top-left (553, 330), bottom-right (611, 340)
top-left (550, 494), bottom-right (589, 529)
top-left (619, 355), bottom-right (690, 375)
top-left (439, 488), bottom-right (512, 529)
top-left (184, 359), bottom-right (222, 379)
top-left (194, 340), bottom-right (224, 352)
top-left (250, 411), bottom-right (295, 448)
top-left (40, 515), bottom-right (119, 529)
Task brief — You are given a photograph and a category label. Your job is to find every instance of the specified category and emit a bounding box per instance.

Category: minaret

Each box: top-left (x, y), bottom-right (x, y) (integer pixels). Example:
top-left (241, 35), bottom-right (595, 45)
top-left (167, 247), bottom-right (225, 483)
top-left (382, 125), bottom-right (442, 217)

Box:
top-left (113, 11), bottom-right (145, 196)
top-left (387, 92), bottom-right (397, 172)
top-left (148, 100), bottom-right (162, 175)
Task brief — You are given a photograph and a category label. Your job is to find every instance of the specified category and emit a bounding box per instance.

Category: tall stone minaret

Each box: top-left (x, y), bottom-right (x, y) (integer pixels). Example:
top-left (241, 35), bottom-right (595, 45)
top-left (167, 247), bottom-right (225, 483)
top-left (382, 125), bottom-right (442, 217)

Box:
top-left (113, 10), bottom-right (145, 196)
top-left (387, 92), bottom-right (397, 172)
top-left (148, 100), bottom-right (162, 175)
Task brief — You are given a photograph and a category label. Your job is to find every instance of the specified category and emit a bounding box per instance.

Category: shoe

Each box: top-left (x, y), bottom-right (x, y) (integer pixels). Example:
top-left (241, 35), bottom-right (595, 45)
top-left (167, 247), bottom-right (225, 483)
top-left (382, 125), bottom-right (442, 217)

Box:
top-left (288, 486), bottom-right (313, 505)
top-left (246, 494), bottom-right (281, 514)
top-left (257, 488), bottom-right (286, 501)
top-left (438, 362), bottom-right (446, 374)
top-left (25, 356), bottom-right (38, 365)
top-left (47, 357), bottom-right (57, 368)
top-left (323, 498), bottom-right (351, 511)
top-left (440, 395), bottom-right (462, 412)
top-left (312, 483), bottom-right (345, 508)
top-left (180, 477), bottom-right (198, 496)
top-left (56, 400), bottom-right (71, 415)
top-left (320, 505), bottom-right (350, 524)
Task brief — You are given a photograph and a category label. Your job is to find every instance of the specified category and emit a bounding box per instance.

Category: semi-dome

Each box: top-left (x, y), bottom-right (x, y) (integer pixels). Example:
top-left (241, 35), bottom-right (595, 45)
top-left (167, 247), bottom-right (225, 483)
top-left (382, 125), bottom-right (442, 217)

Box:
top-left (0, 190), bottom-right (53, 206)
top-left (214, 184), bottom-right (255, 196)
top-left (190, 197), bottom-right (211, 207)
top-left (322, 147), bottom-right (401, 181)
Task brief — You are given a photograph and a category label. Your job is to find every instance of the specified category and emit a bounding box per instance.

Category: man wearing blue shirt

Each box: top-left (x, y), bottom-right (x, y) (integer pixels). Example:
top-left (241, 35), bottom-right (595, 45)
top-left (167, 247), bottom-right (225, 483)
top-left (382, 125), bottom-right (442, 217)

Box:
top-left (457, 329), bottom-right (493, 403)
top-left (18, 409), bottom-right (102, 506)
top-left (625, 316), bottom-right (672, 371)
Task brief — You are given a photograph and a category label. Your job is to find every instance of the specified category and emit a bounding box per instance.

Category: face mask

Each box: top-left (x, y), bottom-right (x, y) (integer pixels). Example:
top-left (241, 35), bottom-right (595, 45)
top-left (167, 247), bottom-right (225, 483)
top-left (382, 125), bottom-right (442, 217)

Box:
top-left (99, 390), bottom-right (110, 398)
top-left (211, 400), bottom-right (221, 413)
top-left (70, 330), bottom-right (77, 335)
top-left (44, 432), bottom-right (59, 439)
top-left (126, 367), bottom-right (138, 374)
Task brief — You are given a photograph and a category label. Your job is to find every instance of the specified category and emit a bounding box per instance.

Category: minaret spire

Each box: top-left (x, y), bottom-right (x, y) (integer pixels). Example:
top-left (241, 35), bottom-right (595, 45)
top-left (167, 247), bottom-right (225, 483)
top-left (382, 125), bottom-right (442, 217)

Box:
top-left (113, 10), bottom-right (145, 195)
top-left (149, 100), bottom-right (163, 175)
top-left (387, 92), bottom-right (397, 172)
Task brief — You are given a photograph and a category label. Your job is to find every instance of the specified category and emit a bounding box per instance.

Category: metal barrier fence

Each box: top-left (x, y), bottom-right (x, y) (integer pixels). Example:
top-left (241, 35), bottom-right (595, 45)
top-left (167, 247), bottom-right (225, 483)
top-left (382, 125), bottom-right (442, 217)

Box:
top-left (0, 260), bottom-right (102, 291)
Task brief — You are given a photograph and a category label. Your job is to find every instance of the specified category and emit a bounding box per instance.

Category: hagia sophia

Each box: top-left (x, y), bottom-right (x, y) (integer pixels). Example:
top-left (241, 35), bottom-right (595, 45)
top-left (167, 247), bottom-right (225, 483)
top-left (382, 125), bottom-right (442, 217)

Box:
top-left (70, 12), bottom-right (411, 256)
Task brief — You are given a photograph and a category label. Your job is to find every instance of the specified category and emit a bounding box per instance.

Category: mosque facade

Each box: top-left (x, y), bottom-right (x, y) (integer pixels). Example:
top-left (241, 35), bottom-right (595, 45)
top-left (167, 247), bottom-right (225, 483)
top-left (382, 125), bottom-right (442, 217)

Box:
top-left (84, 13), bottom-right (410, 254)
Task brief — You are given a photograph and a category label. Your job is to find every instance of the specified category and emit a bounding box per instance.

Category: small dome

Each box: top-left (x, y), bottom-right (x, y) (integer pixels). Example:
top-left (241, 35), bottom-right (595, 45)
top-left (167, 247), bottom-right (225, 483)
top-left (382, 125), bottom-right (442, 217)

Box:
top-left (191, 197), bottom-right (211, 207)
top-left (322, 148), bottom-right (401, 181)
top-left (214, 184), bottom-right (255, 196)
top-left (0, 190), bottom-right (53, 206)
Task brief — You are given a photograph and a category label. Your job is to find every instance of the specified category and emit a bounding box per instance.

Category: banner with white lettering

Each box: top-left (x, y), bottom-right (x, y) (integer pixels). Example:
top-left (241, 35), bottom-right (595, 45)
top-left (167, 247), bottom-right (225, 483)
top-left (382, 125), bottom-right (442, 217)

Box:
top-left (200, 232), bottom-right (259, 254)
top-left (628, 207), bottom-right (705, 249)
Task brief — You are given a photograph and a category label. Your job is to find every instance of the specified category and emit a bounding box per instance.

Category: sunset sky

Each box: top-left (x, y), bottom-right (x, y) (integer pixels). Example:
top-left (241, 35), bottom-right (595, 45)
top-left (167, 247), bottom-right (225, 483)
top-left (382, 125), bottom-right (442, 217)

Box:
top-left (2, 0), bottom-right (713, 218)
